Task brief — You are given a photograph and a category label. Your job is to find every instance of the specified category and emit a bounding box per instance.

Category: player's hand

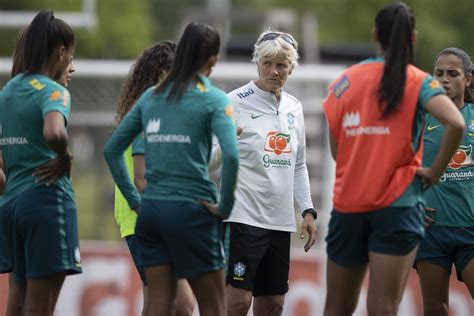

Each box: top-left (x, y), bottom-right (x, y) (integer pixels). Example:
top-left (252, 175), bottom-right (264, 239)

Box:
top-left (416, 167), bottom-right (440, 190)
top-left (300, 213), bottom-right (317, 252)
top-left (236, 126), bottom-right (243, 140)
top-left (131, 204), bottom-right (140, 214)
top-left (424, 206), bottom-right (436, 227)
top-left (0, 170), bottom-right (5, 195)
top-left (199, 199), bottom-right (224, 219)
top-left (33, 152), bottom-right (72, 186)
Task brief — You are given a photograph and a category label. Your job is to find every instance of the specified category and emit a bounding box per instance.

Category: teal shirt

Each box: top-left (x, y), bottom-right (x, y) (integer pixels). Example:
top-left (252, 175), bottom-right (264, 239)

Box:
top-left (104, 76), bottom-right (239, 217)
top-left (131, 133), bottom-right (145, 155)
top-left (0, 74), bottom-right (74, 202)
top-left (391, 74), bottom-right (445, 206)
top-left (422, 102), bottom-right (474, 227)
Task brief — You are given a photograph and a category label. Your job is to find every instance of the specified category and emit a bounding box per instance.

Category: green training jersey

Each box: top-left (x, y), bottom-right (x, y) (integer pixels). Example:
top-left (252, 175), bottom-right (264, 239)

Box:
top-left (113, 136), bottom-right (144, 238)
top-left (0, 74), bottom-right (74, 202)
top-left (104, 75), bottom-right (239, 217)
top-left (423, 102), bottom-right (474, 227)
top-left (391, 74), bottom-right (445, 206)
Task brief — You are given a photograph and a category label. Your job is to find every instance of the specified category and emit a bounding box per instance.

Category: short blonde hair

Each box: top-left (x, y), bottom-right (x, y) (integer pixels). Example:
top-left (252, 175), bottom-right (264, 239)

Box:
top-left (252, 30), bottom-right (299, 68)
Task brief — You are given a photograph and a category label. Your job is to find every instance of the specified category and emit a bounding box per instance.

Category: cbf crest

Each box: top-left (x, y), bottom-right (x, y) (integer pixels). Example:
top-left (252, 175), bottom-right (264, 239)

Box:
top-left (233, 262), bottom-right (246, 278)
top-left (468, 120), bottom-right (474, 136)
top-left (287, 112), bottom-right (295, 127)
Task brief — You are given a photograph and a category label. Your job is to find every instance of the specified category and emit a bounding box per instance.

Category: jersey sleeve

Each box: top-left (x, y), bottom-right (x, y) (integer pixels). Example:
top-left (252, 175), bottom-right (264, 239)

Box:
top-left (209, 93), bottom-right (239, 218)
top-left (131, 133), bottom-right (145, 155)
top-left (39, 83), bottom-right (71, 123)
top-left (293, 107), bottom-right (314, 213)
top-left (418, 75), bottom-right (445, 111)
top-left (103, 98), bottom-right (145, 210)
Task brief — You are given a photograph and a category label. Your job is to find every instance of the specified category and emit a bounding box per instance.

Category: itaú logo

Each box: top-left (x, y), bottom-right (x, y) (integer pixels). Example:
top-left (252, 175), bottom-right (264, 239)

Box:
top-left (264, 131), bottom-right (291, 155)
top-left (342, 112), bottom-right (360, 128)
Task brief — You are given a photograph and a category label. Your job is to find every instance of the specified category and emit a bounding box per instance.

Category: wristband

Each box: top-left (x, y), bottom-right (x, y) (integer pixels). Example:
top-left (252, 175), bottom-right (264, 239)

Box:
top-left (302, 208), bottom-right (317, 220)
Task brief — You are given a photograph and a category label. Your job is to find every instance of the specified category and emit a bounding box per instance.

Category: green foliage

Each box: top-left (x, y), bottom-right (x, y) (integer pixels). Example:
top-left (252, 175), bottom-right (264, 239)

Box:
top-left (75, 0), bottom-right (154, 58)
top-left (233, 0), bottom-right (473, 70)
top-left (0, 0), bottom-right (471, 68)
top-left (150, 0), bottom-right (206, 40)
top-left (0, 0), bottom-right (154, 59)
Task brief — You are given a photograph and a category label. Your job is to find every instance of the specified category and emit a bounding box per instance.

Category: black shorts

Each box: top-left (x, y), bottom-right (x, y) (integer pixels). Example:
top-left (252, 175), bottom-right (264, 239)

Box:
top-left (226, 222), bottom-right (290, 296)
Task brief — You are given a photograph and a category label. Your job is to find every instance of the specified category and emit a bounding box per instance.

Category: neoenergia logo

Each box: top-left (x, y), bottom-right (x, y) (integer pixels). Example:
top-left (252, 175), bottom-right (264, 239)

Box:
top-left (342, 112), bottom-right (360, 128)
top-left (146, 119), bottom-right (161, 134)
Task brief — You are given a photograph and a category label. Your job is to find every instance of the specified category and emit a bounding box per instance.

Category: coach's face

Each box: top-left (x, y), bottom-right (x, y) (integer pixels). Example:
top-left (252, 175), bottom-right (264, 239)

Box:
top-left (256, 55), bottom-right (292, 95)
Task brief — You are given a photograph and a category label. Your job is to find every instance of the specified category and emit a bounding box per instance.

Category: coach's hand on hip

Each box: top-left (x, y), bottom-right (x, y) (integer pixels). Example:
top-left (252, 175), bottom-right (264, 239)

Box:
top-left (300, 210), bottom-right (317, 252)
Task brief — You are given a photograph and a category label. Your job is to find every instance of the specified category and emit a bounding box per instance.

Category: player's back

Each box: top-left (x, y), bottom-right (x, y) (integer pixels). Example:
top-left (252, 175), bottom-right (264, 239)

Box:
top-left (139, 77), bottom-right (230, 203)
top-left (0, 74), bottom-right (74, 201)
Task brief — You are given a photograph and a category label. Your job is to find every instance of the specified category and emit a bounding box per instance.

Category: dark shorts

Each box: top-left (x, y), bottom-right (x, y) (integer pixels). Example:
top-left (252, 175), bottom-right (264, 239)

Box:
top-left (1, 186), bottom-right (82, 283)
top-left (125, 235), bottom-right (147, 285)
top-left (226, 222), bottom-right (290, 296)
top-left (326, 205), bottom-right (425, 267)
top-left (0, 202), bottom-right (12, 273)
top-left (222, 222), bottom-right (231, 275)
top-left (415, 226), bottom-right (474, 281)
top-left (135, 199), bottom-right (225, 279)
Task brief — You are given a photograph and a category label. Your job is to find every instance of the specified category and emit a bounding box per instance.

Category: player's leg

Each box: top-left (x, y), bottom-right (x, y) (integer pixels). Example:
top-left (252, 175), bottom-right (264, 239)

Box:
top-left (417, 260), bottom-right (450, 315)
top-left (454, 227), bottom-right (474, 298)
top-left (175, 280), bottom-right (195, 316)
top-left (17, 187), bottom-right (81, 314)
top-left (253, 230), bottom-right (291, 316)
top-left (135, 199), bottom-right (177, 314)
top-left (367, 249), bottom-right (417, 315)
top-left (226, 223), bottom-right (272, 315)
top-left (125, 234), bottom-right (150, 315)
top-left (1, 199), bottom-right (24, 316)
top-left (24, 273), bottom-right (66, 315)
top-left (188, 269), bottom-right (226, 316)
top-left (366, 205), bottom-right (424, 315)
top-left (6, 274), bottom-right (25, 316)
top-left (144, 265), bottom-right (177, 315)
top-left (415, 226), bottom-right (454, 315)
top-left (324, 259), bottom-right (367, 316)
top-left (324, 209), bottom-right (370, 316)
top-left (461, 258), bottom-right (474, 297)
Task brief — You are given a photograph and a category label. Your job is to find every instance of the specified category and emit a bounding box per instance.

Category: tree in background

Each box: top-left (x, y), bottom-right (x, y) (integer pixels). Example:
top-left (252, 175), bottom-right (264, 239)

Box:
top-left (0, 0), bottom-right (471, 68)
top-left (0, 0), bottom-right (154, 59)
top-left (253, 0), bottom-right (473, 69)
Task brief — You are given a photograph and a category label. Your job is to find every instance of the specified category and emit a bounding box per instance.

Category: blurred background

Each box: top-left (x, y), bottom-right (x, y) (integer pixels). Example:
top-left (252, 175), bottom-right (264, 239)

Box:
top-left (0, 0), bottom-right (473, 315)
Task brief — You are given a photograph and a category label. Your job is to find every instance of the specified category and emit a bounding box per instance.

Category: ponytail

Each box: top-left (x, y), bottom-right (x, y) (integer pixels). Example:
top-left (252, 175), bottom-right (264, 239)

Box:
top-left (156, 22), bottom-right (220, 102)
top-left (375, 2), bottom-right (415, 117)
top-left (23, 10), bottom-right (75, 75)
top-left (11, 27), bottom-right (28, 77)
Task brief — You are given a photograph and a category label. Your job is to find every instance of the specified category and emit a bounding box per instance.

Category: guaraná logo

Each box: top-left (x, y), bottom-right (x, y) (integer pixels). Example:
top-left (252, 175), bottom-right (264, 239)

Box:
top-left (448, 145), bottom-right (472, 170)
top-left (264, 131), bottom-right (291, 155)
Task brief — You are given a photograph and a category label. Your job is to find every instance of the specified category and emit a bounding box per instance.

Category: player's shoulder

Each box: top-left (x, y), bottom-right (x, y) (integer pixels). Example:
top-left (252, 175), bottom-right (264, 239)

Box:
top-left (199, 78), bottom-right (229, 107)
top-left (28, 76), bottom-right (69, 104)
top-left (282, 90), bottom-right (301, 106)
